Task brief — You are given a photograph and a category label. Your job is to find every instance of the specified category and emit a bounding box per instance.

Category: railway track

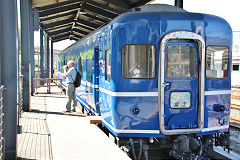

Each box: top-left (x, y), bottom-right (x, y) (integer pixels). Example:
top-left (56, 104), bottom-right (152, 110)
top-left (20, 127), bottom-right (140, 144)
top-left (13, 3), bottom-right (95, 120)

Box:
top-left (231, 104), bottom-right (240, 110)
top-left (230, 101), bottom-right (240, 125)
top-left (231, 88), bottom-right (240, 125)
top-left (230, 118), bottom-right (240, 124)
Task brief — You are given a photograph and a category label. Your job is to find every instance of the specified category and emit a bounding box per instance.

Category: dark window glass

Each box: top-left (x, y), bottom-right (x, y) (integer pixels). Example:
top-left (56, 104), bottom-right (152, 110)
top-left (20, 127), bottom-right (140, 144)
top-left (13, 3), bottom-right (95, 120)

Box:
top-left (87, 59), bottom-right (92, 82)
top-left (233, 64), bottom-right (239, 71)
top-left (122, 45), bottom-right (156, 79)
top-left (206, 46), bottom-right (229, 78)
top-left (167, 46), bottom-right (195, 78)
top-left (79, 57), bottom-right (83, 76)
top-left (105, 49), bottom-right (111, 82)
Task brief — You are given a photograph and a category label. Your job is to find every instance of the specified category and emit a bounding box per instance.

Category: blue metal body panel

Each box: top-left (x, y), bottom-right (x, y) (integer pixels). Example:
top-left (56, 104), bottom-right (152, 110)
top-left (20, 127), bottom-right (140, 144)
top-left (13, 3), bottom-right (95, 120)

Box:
top-left (58, 11), bottom-right (232, 137)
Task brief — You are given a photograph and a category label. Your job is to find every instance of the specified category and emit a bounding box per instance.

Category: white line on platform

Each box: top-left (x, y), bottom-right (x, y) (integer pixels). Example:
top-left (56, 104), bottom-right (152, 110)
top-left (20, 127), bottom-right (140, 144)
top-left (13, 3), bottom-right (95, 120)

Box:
top-left (214, 146), bottom-right (240, 160)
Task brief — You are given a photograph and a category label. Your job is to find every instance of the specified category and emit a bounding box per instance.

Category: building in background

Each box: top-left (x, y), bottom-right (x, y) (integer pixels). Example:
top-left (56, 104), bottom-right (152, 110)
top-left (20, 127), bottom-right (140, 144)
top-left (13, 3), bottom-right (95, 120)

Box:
top-left (34, 47), bottom-right (61, 78)
top-left (232, 31), bottom-right (240, 86)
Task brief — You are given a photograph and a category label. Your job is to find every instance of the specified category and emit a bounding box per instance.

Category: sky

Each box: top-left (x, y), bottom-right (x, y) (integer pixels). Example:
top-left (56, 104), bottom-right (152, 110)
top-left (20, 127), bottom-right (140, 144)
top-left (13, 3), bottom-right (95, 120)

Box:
top-left (34, 0), bottom-right (240, 51)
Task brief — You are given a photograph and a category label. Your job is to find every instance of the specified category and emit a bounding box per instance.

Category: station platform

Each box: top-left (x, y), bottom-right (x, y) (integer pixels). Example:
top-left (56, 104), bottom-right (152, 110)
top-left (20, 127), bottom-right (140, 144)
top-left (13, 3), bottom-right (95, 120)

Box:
top-left (17, 89), bottom-right (130, 160)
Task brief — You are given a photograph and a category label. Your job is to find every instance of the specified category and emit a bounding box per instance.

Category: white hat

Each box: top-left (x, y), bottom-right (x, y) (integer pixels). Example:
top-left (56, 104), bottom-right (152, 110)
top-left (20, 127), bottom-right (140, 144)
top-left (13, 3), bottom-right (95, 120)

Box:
top-left (67, 60), bottom-right (75, 65)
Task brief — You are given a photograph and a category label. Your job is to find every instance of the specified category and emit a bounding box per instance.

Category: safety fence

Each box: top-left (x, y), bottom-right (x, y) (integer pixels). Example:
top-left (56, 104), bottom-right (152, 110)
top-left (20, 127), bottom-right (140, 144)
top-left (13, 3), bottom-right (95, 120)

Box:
top-left (34, 78), bottom-right (63, 94)
top-left (0, 86), bottom-right (5, 160)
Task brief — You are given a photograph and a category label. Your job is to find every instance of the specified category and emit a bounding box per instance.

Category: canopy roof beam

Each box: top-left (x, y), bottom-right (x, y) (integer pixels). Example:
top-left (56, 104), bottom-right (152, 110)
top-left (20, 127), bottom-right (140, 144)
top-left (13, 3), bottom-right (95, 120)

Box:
top-left (53, 36), bottom-right (69, 43)
top-left (39, 3), bottom-right (80, 17)
top-left (38, 0), bottom-right (122, 14)
top-left (76, 18), bottom-right (100, 29)
top-left (47, 25), bottom-right (72, 33)
top-left (82, 13), bottom-right (109, 24)
top-left (70, 36), bottom-right (79, 41)
top-left (48, 27), bottom-right (71, 36)
top-left (40, 10), bottom-right (77, 22)
top-left (45, 23), bottom-right (72, 31)
top-left (41, 18), bottom-right (74, 29)
top-left (103, 0), bottom-right (131, 10)
top-left (52, 32), bottom-right (70, 41)
top-left (72, 27), bottom-right (89, 35)
top-left (75, 22), bottom-right (94, 31)
top-left (71, 32), bottom-right (82, 39)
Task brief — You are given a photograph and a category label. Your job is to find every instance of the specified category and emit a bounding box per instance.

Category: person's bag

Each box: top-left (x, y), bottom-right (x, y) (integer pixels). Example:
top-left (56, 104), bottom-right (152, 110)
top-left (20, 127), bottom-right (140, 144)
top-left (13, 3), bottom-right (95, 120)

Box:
top-left (74, 68), bottom-right (81, 87)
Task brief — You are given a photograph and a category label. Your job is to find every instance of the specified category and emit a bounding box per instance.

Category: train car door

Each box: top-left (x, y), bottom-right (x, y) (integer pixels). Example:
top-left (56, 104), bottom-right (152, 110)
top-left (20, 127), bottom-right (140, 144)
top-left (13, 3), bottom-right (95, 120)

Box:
top-left (159, 31), bottom-right (205, 135)
top-left (92, 46), bottom-right (100, 115)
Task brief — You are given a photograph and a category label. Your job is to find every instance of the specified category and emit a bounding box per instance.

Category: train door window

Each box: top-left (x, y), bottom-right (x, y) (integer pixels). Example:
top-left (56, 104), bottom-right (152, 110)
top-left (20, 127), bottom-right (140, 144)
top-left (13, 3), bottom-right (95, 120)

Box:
top-left (167, 45), bottom-right (195, 78)
top-left (122, 44), bottom-right (156, 79)
top-left (105, 49), bottom-right (111, 82)
top-left (233, 64), bottom-right (239, 71)
top-left (206, 46), bottom-right (229, 78)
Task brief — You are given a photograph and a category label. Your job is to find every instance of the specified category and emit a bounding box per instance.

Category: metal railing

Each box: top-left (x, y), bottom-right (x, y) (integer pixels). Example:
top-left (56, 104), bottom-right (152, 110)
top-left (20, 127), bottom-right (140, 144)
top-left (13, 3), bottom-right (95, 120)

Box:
top-left (0, 86), bottom-right (5, 160)
top-left (34, 78), bottom-right (63, 94)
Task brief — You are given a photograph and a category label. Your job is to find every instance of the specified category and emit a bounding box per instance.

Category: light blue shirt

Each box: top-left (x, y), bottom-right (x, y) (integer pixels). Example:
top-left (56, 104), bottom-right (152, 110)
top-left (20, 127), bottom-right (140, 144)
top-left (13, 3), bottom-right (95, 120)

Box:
top-left (66, 67), bottom-right (76, 84)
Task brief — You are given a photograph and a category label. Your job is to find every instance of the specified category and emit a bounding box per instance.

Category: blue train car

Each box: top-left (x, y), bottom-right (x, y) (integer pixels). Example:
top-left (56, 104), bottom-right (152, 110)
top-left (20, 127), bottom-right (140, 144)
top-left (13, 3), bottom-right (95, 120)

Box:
top-left (58, 4), bottom-right (232, 159)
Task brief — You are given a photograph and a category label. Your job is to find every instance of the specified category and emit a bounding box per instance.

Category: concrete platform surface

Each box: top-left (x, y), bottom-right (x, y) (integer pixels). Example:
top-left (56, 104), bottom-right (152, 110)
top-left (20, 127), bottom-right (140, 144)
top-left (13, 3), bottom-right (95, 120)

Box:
top-left (18, 92), bottom-right (130, 160)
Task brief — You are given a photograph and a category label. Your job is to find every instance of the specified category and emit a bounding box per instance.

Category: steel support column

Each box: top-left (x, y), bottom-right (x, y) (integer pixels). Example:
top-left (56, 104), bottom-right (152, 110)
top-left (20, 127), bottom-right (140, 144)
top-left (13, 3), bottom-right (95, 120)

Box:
top-left (51, 40), bottom-right (54, 78)
top-left (175, 0), bottom-right (183, 8)
top-left (0, 0), bottom-right (18, 159)
top-left (29, 0), bottom-right (34, 96)
top-left (44, 33), bottom-right (47, 78)
top-left (20, 0), bottom-right (30, 111)
top-left (46, 36), bottom-right (50, 78)
top-left (0, 7), bottom-right (2, 85)
top-left (40, 29), bottom-right (44, 79)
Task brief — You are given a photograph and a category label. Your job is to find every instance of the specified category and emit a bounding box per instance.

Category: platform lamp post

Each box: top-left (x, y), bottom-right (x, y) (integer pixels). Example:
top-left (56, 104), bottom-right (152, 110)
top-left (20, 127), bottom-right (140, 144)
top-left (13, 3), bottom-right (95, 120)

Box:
top-left (0, 0), bottom-right (18, 159)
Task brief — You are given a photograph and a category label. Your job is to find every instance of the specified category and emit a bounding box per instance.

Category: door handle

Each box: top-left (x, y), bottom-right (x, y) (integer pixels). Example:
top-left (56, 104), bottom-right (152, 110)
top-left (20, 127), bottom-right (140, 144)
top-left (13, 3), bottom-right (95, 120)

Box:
top-left (162, 82), bottom-right (170, 87)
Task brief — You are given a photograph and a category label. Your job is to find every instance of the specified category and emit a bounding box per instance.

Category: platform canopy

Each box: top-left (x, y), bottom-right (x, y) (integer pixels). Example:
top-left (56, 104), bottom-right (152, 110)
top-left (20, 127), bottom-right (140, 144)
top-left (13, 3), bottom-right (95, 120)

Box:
top-left (33, 0), bottom-right (154, 42)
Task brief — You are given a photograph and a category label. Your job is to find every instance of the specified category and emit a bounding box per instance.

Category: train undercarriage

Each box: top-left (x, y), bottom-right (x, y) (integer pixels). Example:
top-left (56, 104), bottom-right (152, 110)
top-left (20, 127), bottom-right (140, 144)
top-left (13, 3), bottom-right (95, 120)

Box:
top-left (103, 128), bottom-right (230, 160)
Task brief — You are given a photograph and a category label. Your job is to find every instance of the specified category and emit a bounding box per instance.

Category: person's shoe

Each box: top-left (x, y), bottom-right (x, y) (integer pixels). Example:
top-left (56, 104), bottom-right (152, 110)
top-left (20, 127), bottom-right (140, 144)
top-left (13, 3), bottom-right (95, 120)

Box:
top-left (65, 110), bottom-right (71, 113)
top-left (72, 108), bottom-right (76, 112)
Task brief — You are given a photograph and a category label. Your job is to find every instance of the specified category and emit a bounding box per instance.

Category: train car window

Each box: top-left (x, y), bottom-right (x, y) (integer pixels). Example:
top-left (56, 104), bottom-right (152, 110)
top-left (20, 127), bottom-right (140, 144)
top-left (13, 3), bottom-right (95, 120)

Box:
top-left (105, 49), bottom-right (111, 82)
top-left (206, 46), bottom-right (229, 78)
top-left (167, 46), bottom-right (195, 78)
top-left (79, 57), bottom-right (83, 76)
top-left (233, 64), bottom-right (239, 71)
top-left (87, 59), bottom-right (92, 82)
top-left (122, 44), bottom-right (156, 79)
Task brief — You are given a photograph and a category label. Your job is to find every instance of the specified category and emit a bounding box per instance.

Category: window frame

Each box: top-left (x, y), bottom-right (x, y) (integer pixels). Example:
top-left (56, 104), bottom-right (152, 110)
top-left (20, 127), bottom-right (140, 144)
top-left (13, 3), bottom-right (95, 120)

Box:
top-left (121, 44), bottom-right (157, 79)
top-left (205, 46), bottom-right (230, 79)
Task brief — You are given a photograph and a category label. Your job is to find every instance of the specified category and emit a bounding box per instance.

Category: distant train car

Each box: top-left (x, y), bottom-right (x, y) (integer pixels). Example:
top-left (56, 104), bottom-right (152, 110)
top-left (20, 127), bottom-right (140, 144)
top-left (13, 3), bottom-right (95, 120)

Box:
top-left (58, 4), bottom-right (232, 159)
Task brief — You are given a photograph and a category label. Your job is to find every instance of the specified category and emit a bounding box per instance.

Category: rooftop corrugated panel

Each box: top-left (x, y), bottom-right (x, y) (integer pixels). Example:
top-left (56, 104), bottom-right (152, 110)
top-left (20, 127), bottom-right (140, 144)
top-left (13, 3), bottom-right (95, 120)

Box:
top-left (33, 0), bottom-right (153, 42)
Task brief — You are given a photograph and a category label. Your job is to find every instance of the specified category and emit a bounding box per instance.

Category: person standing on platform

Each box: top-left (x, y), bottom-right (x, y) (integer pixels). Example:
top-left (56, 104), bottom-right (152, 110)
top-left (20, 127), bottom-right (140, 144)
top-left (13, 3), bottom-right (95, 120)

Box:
top-left (64, 60), bottom-right (77, 112)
